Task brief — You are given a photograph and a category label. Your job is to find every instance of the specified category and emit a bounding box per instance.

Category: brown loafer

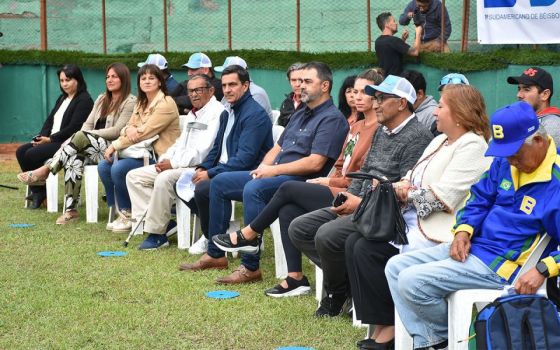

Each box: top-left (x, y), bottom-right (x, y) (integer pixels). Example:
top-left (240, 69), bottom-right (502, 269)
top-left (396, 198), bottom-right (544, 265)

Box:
top-left (216, 265), bottom-right (262, 284)
top-left (178, 254), bottom-right (228, 271)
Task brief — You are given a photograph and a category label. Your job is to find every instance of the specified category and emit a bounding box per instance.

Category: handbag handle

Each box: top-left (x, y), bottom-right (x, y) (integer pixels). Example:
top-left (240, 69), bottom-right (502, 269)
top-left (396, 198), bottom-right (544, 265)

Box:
top-left (346, 171), bottom-right (389, 183)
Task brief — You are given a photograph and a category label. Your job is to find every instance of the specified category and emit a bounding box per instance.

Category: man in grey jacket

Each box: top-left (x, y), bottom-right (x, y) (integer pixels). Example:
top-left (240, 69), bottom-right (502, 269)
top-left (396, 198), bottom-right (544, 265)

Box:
top-left (289, 75), bottom-right (433, 318)
top-left (401, 70), bottom-right (438, 135)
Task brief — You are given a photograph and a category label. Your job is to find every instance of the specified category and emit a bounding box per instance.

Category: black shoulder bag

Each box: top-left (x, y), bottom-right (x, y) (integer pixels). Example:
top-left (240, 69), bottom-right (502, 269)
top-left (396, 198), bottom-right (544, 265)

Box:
top-left (347, 172), bottom-right (408, 245)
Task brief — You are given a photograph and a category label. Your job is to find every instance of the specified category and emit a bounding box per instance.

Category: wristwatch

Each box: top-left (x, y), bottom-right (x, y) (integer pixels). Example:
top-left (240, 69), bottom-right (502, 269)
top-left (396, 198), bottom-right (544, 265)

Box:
top-left (536, 261), bottom-right (550, 277)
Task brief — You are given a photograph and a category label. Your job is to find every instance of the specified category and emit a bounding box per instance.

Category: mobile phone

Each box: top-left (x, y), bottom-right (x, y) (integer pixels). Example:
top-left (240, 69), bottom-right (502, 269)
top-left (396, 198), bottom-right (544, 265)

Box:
top-left (332, 192), bottom-right (348, 207)
top-left (32, 135), bottom-right (41, 141)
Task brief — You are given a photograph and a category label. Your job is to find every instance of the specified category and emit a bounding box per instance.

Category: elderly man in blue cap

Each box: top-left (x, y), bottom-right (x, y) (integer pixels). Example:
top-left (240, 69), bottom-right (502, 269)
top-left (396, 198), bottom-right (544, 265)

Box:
top-left (385, 101), bottom-right (560, 350)
top-left (173, 52), bottom-right (223, 114)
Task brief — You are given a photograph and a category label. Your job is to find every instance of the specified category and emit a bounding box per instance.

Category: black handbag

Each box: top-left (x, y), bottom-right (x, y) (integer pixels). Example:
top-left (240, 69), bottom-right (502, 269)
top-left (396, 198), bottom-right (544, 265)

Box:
top-left (347, 172), bottom-right (408, 245)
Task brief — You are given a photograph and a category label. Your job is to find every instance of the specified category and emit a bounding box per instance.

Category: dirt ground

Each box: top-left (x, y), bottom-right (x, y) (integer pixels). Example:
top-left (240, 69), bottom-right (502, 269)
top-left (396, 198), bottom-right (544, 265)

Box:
top-left (0, 144), bottom-right (20, 161)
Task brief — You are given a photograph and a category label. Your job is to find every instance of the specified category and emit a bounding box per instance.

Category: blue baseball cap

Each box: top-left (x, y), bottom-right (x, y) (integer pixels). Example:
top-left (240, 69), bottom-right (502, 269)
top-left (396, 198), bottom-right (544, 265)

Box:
top-left (365, 75), bottom-right (417, 104)
top-left (215, 56), bottom-right (248, 73)
top-left (182, 52), bottom-right (212, 69)
top-left (438, 73), bottom-right (470, 91)
top-left (485, 101), bottom-right (539, 157)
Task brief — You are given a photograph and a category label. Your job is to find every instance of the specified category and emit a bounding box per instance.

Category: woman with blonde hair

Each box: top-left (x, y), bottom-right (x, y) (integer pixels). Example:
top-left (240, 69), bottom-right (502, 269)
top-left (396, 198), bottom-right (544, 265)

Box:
top-left (348, 84), bottom-right (491, 350)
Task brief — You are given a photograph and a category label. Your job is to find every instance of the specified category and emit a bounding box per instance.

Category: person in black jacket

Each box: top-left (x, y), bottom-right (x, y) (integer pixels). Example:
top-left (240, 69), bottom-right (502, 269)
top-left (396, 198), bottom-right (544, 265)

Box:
top-left (16, 64), bottom-right (93, 209)
top-left (277, 62), bottom-right (305, 127)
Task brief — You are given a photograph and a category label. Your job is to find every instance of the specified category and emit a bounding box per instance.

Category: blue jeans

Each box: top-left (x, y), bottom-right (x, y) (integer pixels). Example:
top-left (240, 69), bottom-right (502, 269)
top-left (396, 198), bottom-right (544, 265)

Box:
top-left (98, 157), bottom-right (153, 210)
top-left (384, 243), bottom-right (507, 349)
top-left (206, 171), bottom-right (303, 271)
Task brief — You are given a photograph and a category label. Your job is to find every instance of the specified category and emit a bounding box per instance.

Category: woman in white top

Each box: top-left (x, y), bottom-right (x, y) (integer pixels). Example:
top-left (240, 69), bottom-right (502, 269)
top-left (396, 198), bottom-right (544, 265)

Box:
top-left (17, 63), bottom-right (136, 224)
top-left (347, 84), bottom-right (491, 350)
top-left (16, 64), bottom-right (93, 209)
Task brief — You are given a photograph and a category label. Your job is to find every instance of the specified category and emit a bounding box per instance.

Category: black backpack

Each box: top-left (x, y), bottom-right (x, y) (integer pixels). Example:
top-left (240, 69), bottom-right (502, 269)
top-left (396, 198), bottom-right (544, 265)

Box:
top-left (475, 294), bottom-right (560, 350)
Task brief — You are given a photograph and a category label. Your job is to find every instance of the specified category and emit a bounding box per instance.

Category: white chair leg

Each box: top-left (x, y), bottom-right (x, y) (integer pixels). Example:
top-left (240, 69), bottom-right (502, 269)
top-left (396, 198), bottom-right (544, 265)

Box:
top-left (395, 309), bottom-right (413, 350)
top-left (176, 199), bottom-right (192, 250)
top-left (447, 289), bottom-right (502, 350)
top-left (84, 164), bottom-right (98, 223)
top-left (270, 219), bottom-right (288, 279)
top-left (191, 215), bottom-right (201, 245)
top-left (230, 200), bottom-right (236, 221)
top-left (46, 173), bottom-right (58, 213)
top-left (315, 265), bottom-right (323, 303)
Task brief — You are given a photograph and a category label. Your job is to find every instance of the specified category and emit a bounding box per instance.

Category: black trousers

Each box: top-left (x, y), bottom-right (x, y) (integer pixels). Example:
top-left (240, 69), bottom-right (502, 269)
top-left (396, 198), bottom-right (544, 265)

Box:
top-left (289, 207), bottom-right (356, 295)
top-left (345, 232), bottom-right (399, 325)
top-left (250, 181), bottom-right (334, 272)
top-left (16, 142), bottom-right (62, 194)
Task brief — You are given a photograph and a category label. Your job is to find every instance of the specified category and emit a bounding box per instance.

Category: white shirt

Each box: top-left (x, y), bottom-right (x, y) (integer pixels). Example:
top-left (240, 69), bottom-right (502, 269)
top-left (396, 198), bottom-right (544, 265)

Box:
top-left (51, 97), bottom-right (72, 134)
top-left (382, 113), bottom-right (416, 135)
top-left (219, 105), bottom-right (235, 164)
top-left (159, 96), bottom-right (224, 168)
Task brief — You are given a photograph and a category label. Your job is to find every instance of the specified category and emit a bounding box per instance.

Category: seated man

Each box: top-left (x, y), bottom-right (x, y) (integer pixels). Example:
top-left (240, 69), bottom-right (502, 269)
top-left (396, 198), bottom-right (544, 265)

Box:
top-left (386, 101), bottom-right (560, 350)
top-left (399, 0), bottom-right (451, 53)
top-left (176, 65), bottom-right (274, 269)
top-left (507, 66), bottom-right (560, 145)
top-left (126, 74), bottom-right (224, 250)
top-left (182, 62), bottom-right (350, 285)
top-left (172, 52), bottom-right (223, 115)
top-left (400, 70), bottom-right (437, 132)
top-left (277, 62), bottom-right (305, 127)
top-left (215, 56), bottom-right (274, 121)
top-left (289, 75), bottom-right (433, 317)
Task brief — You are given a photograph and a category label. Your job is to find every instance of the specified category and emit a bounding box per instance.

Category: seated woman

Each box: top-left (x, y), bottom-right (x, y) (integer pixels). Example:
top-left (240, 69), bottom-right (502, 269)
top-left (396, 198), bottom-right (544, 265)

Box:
top-left (338, 75), bottom-right (359, 126)
top-left (17, 63), bottom-right (136, 224)
top-left (212, 68), bottom-right (384, 297)
top-left (347, 84), bottom-right (491, 350)
top-left (99, 64), bottom-right (180, 233)
top-left (16, 64), bottom-right (93, 209)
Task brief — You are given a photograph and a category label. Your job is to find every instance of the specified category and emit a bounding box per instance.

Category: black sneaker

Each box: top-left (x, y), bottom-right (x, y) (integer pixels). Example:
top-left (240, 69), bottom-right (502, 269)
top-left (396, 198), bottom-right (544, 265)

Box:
top-left (314, 292), bottom-right (347, 317)
top-left (265, 276), bottom-right (311, 298)
top-left (212, 230), bottom-right (259, 254)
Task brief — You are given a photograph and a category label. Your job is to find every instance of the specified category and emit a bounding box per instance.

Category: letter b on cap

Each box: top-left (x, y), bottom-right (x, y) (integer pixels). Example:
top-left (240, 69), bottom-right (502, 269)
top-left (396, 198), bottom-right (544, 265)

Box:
top-left (493, 125), bottom-right (505, 139)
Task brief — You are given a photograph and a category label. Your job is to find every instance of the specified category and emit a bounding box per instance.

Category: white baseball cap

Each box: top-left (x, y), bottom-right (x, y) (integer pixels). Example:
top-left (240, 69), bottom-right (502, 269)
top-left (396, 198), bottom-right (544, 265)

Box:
top-left (215, 56), bottom-right (248, 72)
top-left (137, 53), bottom-right (168, 70)
top-left (182, 52), bottom-right (212, 69)
top-left (365, 75), bottom-right (417, 104)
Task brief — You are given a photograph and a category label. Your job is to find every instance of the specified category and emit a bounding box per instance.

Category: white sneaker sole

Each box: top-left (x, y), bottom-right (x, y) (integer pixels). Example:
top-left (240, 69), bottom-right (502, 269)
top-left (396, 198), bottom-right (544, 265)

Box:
top-left (266, 286), bottom-right (311, 298)
top-left (213, 240), bottom-right (259, 254)
top-left (188, 245), bottom-right (208, 255)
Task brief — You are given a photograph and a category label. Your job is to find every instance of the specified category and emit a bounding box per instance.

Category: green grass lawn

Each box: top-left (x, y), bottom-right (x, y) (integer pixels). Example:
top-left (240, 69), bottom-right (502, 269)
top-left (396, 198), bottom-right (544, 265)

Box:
top-left (0, 160), bottom-right (364, 350)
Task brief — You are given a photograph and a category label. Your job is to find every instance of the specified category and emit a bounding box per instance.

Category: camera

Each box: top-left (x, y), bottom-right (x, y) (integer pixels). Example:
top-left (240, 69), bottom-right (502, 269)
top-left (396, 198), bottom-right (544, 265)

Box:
top-left (413, 10), bottom-right (426, 27)
top-left (332, 192), bottom-right (348, 207)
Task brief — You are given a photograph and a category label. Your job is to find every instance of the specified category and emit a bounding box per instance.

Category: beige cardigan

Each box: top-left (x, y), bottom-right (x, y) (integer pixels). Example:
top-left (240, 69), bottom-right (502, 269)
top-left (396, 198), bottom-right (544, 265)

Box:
top-left (111, 91), bottom-right (180, 157)
top-left (81, 94), bottom-right (136, 141)
top-left (404, 132), bottom-right (491, 243)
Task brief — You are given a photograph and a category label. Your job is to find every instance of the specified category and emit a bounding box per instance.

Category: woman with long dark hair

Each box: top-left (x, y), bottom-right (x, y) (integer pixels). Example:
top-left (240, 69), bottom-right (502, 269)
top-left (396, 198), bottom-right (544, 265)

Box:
top-left (98, 64), bottom-right (180, 233)
top-left (338, 75), bottom-right (360, 125)
top-left (16, 64), bottom-right (93, 209)
top-left (17, 63), bottom-right (136, 224)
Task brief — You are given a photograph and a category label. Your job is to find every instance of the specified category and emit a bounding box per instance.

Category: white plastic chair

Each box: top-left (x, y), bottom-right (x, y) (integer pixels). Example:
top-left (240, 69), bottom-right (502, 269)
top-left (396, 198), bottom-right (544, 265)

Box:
top-left (446, 233), bottom-right (551, 350)
top-left (84, 164), bottom-right (99, 223)
top-left (272, 109), bottom-right (281, 125)
top-left (24, 173), bottom-right (58, 211)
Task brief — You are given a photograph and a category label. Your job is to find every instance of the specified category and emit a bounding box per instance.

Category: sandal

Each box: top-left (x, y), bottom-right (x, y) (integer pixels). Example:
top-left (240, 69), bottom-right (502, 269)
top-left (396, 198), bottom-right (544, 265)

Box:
top-left (17, 171), bottom-right (46, 186)
top-left (56, 210), bottom-right (79, 225)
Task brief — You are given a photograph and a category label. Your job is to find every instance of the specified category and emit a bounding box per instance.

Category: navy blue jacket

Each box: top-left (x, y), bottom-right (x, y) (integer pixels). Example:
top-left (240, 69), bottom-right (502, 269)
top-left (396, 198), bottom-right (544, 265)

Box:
top-left (399, 0), bottom-right (452, 42)
top-left (199, 90), bottom-right (273, 178)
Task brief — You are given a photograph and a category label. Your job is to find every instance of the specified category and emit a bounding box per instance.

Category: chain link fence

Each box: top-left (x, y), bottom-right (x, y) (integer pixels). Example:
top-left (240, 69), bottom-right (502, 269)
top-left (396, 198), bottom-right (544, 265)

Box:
top-left (0, 1), bottom-right (548, 54)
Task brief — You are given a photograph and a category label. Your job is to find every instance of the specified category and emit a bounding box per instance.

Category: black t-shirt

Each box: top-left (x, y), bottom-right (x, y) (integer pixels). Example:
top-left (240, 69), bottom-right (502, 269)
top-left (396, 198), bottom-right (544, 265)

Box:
top-left (375, 35), bottom-right (410, 76)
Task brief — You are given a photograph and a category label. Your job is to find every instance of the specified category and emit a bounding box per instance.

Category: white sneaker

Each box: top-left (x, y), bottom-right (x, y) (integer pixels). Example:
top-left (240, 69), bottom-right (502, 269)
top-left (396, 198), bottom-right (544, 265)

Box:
top-left (112, 210), bottom-right (132, 233)
top-left (188, 236), bottom-right (208, 255)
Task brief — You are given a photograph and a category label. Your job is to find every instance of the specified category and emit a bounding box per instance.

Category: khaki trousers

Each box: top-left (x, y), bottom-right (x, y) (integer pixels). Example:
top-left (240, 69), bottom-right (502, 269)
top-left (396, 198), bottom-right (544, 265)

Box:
top-left (126, 165), bottom-right (186, 234)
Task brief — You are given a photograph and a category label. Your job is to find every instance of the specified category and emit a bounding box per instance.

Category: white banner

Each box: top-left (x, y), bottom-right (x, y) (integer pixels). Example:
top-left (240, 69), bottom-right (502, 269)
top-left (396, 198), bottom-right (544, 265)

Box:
top-left (477, 0), bottom-right (560, 44)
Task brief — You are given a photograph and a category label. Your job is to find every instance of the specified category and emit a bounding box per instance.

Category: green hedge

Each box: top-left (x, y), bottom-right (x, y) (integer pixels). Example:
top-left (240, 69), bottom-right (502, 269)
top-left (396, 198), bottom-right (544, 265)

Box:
top-left (1, 48), bottom-right (559, 72)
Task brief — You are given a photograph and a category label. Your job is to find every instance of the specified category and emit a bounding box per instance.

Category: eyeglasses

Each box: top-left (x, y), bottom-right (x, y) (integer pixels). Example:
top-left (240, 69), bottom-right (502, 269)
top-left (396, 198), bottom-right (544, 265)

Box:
top-left (373, 94), bottom-right (401, 104)
top-left (187, 86), bottom-right (210, 95)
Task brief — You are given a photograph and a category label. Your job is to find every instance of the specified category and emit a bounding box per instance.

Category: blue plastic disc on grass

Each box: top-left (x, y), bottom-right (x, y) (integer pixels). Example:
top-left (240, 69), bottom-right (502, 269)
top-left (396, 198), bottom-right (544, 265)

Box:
top-left (97, 251), bottom-right (128, 257)
top-left (206, 290), bottom-right (240, 299)
top-left (276, 347), bottom-right (314, 350)
top-left (9, 223), bottom-right (34, 228)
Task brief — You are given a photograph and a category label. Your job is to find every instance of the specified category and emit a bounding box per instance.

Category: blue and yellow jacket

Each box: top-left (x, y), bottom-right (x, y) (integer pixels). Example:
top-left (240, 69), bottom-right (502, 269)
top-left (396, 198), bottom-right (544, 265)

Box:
top-left (453, 138), bottom-right (560, 283)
